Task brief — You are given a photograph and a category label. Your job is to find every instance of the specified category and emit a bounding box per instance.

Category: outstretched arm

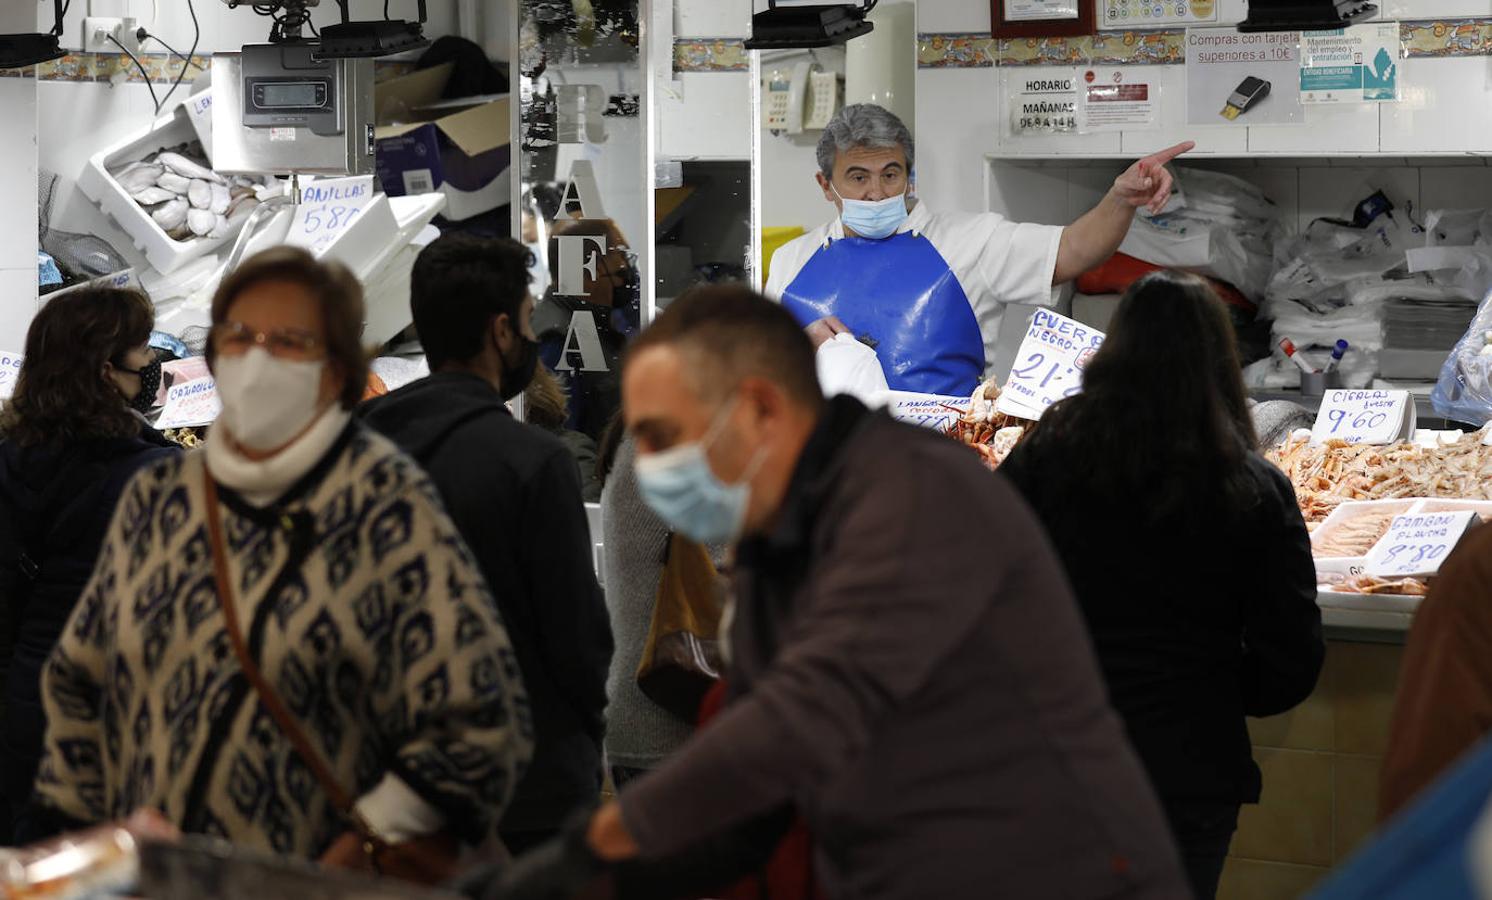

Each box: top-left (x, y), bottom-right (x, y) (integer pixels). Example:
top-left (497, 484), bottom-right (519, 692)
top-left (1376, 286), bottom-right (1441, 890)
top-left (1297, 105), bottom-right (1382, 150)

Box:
top-left (1053, 141), bottom-right (1195, 285)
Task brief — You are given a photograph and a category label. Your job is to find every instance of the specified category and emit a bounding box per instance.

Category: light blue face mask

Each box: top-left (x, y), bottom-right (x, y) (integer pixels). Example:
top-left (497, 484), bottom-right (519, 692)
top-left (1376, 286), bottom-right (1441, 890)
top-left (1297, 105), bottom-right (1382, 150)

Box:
top-left (634, 399), bottom-right (767, 545)
top-left (833, 184), bottom-right (909, 240)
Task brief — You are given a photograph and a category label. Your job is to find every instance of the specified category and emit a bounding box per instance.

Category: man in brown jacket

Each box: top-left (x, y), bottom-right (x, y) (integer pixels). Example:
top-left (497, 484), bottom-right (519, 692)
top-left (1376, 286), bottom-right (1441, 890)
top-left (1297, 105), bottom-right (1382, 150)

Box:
top-left (477, 286), bottom-right (1188, 900)
top-left (1380, 524), bottom-right (1492, 821)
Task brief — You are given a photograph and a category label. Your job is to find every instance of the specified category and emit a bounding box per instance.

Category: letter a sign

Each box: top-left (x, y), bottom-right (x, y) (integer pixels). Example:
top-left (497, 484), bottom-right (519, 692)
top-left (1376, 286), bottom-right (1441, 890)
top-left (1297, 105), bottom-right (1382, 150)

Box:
top-left (555, 311), bottom-right (609, 373)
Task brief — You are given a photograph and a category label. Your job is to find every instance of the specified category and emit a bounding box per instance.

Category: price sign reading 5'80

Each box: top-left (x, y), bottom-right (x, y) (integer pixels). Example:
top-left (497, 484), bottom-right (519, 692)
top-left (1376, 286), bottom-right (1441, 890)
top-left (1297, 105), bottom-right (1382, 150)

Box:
top-left (996, 309), bottom-right (1105, 421)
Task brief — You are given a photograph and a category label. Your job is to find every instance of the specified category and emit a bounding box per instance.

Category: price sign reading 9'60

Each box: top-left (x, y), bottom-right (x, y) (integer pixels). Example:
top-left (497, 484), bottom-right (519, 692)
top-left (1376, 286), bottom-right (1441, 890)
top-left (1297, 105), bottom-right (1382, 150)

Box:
top-left (1309, 389), bottom-right (1415, 446)
top-left (995, 309), bottom-right (1105, 421)
top-left (1364, 510), bottom-right (1479, 579)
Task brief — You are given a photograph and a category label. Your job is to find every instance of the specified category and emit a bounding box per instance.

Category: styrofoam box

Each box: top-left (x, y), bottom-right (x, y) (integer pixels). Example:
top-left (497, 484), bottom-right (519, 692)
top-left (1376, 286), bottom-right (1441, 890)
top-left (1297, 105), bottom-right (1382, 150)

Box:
top-left (1311, 498), bottom-right (1423, 562)
top-left (1409, 498), bottom-right (1492, 521)
top-left (78, 99), bottom-right (245, 275)
top-left (1314, 496), bottom-right (1491, 599)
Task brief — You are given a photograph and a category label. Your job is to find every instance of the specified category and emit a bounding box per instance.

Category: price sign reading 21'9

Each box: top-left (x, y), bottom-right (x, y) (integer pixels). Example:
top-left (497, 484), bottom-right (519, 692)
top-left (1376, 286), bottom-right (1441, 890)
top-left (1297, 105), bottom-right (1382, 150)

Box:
top-left (996, 310), bottom-right (1105, 421)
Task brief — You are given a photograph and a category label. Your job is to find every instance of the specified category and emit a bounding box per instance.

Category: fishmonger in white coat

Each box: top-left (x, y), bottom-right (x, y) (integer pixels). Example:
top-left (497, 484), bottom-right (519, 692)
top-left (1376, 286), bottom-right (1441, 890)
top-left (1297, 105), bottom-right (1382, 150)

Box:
top-left (764, 103), bottom-right (1193, 397)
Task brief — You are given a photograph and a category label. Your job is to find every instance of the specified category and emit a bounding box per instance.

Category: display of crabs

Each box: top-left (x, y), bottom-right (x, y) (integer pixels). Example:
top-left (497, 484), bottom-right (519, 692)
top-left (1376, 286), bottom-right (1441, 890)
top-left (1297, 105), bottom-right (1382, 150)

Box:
top-left (944, 378), bottom-right (1029, 471)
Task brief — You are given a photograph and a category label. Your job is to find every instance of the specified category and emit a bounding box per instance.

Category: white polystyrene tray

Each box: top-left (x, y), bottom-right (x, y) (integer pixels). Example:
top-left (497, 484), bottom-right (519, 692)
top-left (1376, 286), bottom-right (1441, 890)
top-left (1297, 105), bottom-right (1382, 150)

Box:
top-left (1311, 498), bottom-right (1423, 561)
top-left (77, 97), bottom-right (249, 275)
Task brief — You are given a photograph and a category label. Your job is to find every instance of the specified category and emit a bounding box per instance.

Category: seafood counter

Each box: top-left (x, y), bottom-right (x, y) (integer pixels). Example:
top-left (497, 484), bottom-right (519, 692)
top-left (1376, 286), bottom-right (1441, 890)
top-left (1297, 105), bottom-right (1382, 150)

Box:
top-left (925, 378), bottom-right (1484, 630)
top-left (1266, 429), bottom-right (1492, 628)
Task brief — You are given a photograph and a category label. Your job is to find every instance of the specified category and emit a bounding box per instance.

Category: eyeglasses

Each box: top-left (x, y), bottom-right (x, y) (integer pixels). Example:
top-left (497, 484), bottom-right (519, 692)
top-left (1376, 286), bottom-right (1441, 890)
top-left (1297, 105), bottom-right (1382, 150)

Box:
top-left (211, 321), bottom-right (323, 360)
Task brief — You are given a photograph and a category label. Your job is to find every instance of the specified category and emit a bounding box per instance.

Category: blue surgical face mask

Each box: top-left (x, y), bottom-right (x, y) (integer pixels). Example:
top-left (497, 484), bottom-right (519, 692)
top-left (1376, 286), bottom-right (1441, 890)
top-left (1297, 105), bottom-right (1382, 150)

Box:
top-left (634, 399), bottom-right (767, 545)
top-left (833, 184), bottom-right (909, 240)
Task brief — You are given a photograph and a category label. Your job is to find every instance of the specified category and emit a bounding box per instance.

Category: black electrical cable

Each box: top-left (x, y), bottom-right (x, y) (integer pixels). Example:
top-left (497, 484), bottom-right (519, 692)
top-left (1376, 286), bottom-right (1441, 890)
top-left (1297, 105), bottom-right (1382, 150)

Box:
top-left (139, 32), bottom-right (203, 73)
top-left (154, 0), bottom-right (199, 114)
top-left (106, 33), bottom-right (161, 114)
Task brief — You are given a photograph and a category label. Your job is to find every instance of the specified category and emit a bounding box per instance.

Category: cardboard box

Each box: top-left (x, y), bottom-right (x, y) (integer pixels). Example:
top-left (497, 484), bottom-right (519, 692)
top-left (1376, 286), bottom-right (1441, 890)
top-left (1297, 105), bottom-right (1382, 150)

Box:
top-left (374, 63), bottom-right (511, 222)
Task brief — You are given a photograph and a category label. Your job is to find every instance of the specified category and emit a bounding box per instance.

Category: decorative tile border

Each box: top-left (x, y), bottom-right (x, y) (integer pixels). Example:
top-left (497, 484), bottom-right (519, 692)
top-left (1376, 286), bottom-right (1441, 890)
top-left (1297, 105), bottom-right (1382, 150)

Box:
top-left (674, 38), bottom-right (749, 73)
top-left (1089, 29), bottom-right (1186, 65)
top-left (920, 18), bottom-right (1492, 67)
top-left (917, 33), bottom-right (996, 68)
top-left (1402, 19), bottom-right (1492, 58)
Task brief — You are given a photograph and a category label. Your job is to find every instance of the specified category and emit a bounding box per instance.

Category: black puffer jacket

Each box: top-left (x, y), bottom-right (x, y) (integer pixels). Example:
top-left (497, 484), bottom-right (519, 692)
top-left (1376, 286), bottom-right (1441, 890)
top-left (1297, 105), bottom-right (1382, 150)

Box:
top-left (361, 372), bottom-right (613, 836)
top-left (0, 426), bottom-right (178, 839)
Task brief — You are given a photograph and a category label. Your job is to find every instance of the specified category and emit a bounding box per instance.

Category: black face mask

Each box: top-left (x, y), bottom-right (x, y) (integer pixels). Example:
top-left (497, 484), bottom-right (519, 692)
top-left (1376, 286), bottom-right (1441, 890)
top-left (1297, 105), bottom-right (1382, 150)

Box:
top-left (116, 356), bottom-right (162, 414)
top-left (496, 334), bottom-right (540, 402)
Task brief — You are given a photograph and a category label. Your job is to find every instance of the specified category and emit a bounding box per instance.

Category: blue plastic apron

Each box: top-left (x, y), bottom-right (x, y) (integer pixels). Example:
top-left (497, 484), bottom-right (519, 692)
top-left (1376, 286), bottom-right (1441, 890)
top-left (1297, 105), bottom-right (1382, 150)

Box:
top-left (780, 232), bottom-right (985, 397)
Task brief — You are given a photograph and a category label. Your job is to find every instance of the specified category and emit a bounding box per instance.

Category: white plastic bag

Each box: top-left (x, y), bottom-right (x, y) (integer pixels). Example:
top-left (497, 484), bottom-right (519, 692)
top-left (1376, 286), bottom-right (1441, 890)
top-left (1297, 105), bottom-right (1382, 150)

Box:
top-left (816, 332), bottom-right (889, 404)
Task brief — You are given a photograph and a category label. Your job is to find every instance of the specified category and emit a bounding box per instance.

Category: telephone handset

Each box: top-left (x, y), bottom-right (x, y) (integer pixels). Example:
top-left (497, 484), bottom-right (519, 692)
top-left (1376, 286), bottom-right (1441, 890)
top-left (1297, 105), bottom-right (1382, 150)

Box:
top-left (804, 69), bottom-right (839, 129)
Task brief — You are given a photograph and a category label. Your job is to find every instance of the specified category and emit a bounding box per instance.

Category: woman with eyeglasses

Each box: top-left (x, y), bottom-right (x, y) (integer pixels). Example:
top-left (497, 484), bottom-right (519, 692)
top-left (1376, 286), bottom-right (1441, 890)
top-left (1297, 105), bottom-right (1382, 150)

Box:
top-left (0, 286), bottom-right (179, 843)
top-left (26, 247), bottom-right (533, 875)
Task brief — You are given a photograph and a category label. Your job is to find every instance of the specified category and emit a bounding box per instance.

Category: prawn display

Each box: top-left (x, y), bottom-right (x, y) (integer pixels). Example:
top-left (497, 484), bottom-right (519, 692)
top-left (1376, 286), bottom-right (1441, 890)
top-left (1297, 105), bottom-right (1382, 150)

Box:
top-left (1267, 430), bottom-right (1492, 527)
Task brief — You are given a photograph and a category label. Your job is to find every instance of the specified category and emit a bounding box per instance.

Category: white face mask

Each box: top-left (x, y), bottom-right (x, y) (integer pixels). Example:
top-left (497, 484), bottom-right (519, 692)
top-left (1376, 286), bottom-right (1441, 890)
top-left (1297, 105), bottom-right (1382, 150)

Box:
top-left (214, 347), bottom-right (326, 452)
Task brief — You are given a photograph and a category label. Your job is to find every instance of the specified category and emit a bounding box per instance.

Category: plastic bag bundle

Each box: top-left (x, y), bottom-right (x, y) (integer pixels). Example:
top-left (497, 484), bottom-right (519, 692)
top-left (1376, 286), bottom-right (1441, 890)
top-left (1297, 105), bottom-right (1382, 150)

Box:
top-left (1432, 285), bottom-right (1492, 425)
top-left (1120, 165), bottom-right (1285, 302)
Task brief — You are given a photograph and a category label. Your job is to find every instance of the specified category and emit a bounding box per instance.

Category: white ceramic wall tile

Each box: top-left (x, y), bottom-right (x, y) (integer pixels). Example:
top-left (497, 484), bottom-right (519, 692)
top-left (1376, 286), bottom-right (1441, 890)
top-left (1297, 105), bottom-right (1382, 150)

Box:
top-left (1119, 67), bottom-right (1249, 158)
top-left (0, 77), bottom-right (36, 272)
top-left (1383, 57), bottom-right (1492, 155)
top-left (677, 0), bottom-right (750, 38)
top-left (1249, 103), bottom-right (1380, 155)
top-left (916, 67), bottom-right (1001, 213)
top-left (760, 130), bottom-right (833, 229)
top-left (987, 163), bottom-right (1079, 223)
top-left (1421, 167), bottom-right (1492, 210)
top-left (659, 73), bottom-right (751, 160)
top-left (1067, 165), bottom-right (1123, 220)
top-left (0, 269), bottom-right (39, 356)
top-left (916, 0), bottom-right (989, 34)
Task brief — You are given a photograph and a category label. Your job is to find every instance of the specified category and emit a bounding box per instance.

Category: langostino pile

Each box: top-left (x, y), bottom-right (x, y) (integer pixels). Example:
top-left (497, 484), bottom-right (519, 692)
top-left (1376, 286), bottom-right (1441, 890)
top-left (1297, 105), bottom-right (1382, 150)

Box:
top-left (1267, 431), bottom-right (1492, 527)
top-left (946, 379), bottom-right (1028, 470)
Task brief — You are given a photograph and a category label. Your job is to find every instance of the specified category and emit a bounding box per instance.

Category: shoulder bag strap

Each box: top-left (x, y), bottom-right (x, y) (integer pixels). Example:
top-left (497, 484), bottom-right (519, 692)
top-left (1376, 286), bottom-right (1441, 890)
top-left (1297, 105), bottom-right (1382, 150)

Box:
top-left (201, 465), bottom-right (383, 848)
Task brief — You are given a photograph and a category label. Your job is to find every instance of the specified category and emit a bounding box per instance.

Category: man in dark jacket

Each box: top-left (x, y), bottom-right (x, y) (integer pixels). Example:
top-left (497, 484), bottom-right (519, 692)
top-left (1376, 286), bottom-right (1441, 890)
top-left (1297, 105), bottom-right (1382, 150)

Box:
top-left (361, 234), bottom-right (613, 853)
top-left (473, 286), bottom-right (1188, 900)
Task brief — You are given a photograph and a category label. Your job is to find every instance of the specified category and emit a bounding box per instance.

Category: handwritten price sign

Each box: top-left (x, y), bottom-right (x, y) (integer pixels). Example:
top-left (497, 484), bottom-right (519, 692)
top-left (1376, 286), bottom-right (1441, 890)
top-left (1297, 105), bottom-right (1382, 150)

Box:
top-left (155, 376), bottom-right (221, 430)
top-left (285, 175), bottom-right (375, 256)
top-left (878, 391), bottom-right (973, 433)
top-left (1364, 510), bottom-right (1478, 578)
top-left (995, 309), bottom-right (1105, 421)
top-left (1310, 389), bottom-right (1414, 446)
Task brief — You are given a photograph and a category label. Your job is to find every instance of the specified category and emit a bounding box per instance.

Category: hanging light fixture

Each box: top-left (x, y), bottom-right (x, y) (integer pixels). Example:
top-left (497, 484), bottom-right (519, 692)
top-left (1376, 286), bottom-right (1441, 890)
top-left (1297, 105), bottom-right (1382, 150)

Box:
top-left (745, 1), bottom-right (876, 51)
top-left (1238, 0), bottom-right (1379, 33)
top-left (0, 0), bottom-right (67, 70)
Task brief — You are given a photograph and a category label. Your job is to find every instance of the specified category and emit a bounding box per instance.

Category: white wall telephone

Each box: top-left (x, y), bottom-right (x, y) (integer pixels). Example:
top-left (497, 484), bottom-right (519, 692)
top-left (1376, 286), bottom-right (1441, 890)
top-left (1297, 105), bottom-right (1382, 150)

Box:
top-left (764, 60), bottom-right (840, 134)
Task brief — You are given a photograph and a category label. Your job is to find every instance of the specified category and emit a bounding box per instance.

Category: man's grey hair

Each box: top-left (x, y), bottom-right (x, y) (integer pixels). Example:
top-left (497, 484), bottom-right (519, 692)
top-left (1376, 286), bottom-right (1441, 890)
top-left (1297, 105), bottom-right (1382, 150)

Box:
top-left (816, 103), bottom-right (915, 180)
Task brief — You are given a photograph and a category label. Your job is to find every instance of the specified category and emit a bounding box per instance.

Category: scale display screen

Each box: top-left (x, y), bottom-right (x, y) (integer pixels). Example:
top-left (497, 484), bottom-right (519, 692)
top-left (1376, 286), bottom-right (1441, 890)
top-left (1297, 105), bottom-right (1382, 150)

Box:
top-left (261, 82), bottom-right (321, 108)
top-left (250, 79), bottom-right (329, 111)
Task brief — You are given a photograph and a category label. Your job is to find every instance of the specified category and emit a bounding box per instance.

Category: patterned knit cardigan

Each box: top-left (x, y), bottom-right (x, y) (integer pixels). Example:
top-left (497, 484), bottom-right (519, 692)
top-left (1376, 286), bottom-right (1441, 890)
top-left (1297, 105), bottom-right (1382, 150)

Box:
top-left (33, 423), bottom-right (534, 857)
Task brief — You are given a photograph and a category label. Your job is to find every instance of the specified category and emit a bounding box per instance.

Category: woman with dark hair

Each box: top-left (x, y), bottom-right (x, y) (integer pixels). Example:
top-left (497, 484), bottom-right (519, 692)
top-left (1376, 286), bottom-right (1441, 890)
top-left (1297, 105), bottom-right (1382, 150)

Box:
top-left (525, 363), bottom-right (602, 502)
top-left (27, 247), bottom-right (532, 873)
top-left (1000, 270), bottom-right (1324, 900)
top-left (0, 286), bottom-right (178, 843)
